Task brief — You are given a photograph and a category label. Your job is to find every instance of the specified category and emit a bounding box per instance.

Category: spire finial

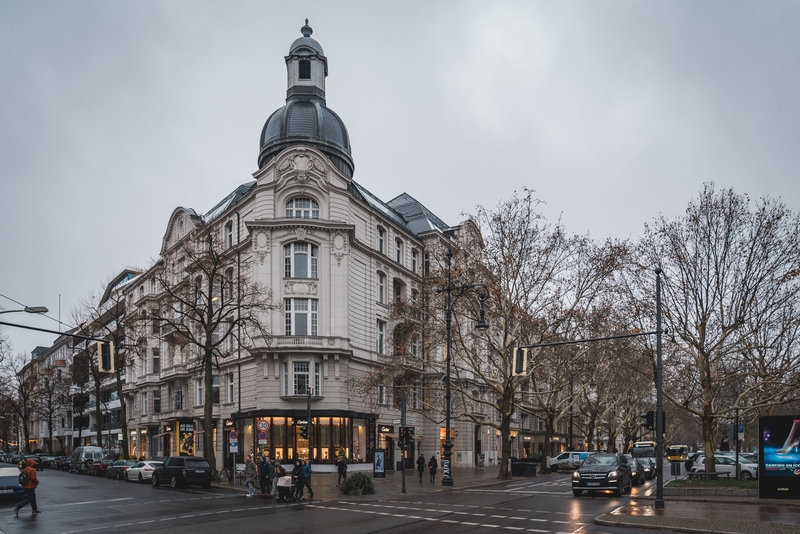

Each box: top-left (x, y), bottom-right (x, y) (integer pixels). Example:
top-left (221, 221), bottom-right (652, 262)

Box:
top-left (301, 19), bottom-right (313, 38)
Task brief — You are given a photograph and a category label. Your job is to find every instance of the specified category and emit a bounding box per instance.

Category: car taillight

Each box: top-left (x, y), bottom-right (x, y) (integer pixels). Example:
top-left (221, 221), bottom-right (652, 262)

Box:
top-left (145, 468), bottom-right (153, 471)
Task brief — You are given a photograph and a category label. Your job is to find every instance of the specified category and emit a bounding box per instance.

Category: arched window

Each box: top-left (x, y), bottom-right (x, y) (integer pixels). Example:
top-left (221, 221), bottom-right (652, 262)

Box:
top-left (285, 243), bottom-right (318, 278)
top-left (286, 198), bottom-right (320, 219)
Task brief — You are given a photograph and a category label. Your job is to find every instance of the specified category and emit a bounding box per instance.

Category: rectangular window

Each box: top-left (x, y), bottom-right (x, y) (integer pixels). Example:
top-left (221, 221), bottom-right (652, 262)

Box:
top-left (212, 376), bottom-right (220, 404)
top-left (412, 250), bottom-right (418, 273)
top-left (377, 227), bottom-right (385, 254)
top-left (282, 362), bottom-right (289, 396)
top-left (197, 379), bottom-right (204, 406)
top-left (376, 320), bottom-right (386, 355)
top-left (293, 362), bottom-right (310, 395)
top-left (227, 373), bottom-right (235, 403)
top-left (225, 221), bottom-right (234, 248)
top-left (395, 240), bottom-right (403, 264)
top-left (285, 298), bottom-right (318, 336)
top-left (153, 390), bottom-right (161, 414)
top-left (315, 362), bottom-right (321, 396)
top-left (424, 253), bottom-right (430, 275)
top-left (174, 387), bottom-right (183, 410)
top-left (141, 392), bottom-right (148, 416)
top-left (411, 336), bottom-right (418, 356)
top-left (299, 59), bottom-right (311, 80)
top-left (152, 348), bottom-right (160, 375)
top-left (377, 273), bottom-right (385, 304)
top-left (378, 385), bottom-right (387, 405)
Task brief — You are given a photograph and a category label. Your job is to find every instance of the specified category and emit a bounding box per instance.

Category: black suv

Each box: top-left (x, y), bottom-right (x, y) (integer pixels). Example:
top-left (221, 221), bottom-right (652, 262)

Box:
top-left (152, 456), bottom-right (212, 489)
top-left (572, 452), bottom-right (632, 497)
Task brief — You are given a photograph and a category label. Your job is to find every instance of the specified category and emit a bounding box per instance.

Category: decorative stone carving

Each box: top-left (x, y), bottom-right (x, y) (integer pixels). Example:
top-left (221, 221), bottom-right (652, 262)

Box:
top-left (330, 229), bottom-right (349, 266)
top-left (276, 152), bottom-right (329, 192)
top-left (295, 227), bottom-right (307, 241)
top-left (284, 280), bottom-right (318, 295)
top-left (252, 230), bottom-right (270, 265)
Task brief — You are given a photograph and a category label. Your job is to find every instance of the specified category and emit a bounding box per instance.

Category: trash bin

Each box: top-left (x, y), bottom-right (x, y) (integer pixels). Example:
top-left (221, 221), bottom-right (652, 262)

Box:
top-left (524, 463), bottom-right (537, 477)
top-left (510, 461), bottom-right (525, 477)
top-left (670, 462), bottom-right (681, 476)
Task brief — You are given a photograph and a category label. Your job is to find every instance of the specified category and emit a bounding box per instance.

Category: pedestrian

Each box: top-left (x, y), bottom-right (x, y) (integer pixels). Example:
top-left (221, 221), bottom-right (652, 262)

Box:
top-left (428, 455), bottom-right (438, 483)
top-left (291, 459), bottom-right (305, 500)
top-left (272, 461), bottom-right (286, 499)
top-left (416, 453), bottom-right (426, 483)
top-left (243, 454), bottom-right (258, 497)
top-left (14, 457), bottom-right (40, 516)
top-left (336, 454), bottom-right (348, 486)
top-left (302, 459), bottom-right (314, 498)
top-left (260, 455), bottom-right (273, 498)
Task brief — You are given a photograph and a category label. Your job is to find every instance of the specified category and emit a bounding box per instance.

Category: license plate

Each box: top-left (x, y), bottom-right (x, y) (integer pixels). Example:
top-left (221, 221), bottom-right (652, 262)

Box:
top-left (0, 489), bottom-right (12, 494)
top-left (587, 482), bottom-right (601, 486)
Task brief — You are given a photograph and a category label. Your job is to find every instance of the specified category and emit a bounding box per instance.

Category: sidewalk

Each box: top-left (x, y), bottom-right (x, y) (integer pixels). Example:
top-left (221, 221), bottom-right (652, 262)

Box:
top-left (215, 465), bottom-right (506, 500)
top-left (595, 494), bottom-right (800, 534)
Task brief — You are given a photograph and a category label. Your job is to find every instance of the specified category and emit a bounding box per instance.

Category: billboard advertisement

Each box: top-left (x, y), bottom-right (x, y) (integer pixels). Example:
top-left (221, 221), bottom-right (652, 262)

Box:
top-left (759, 415), bottom-right (800, 499)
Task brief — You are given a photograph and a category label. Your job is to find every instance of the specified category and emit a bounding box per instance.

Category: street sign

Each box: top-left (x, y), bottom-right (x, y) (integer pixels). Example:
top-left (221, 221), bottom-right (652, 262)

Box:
top-left (258, 420), bottom-right (270, 432)
top-left (392, 419), bottom-right (415, 425)
top-left (229, 430), bottom-right (238, 441)
top-left (230, 441), bottom-right (238, 452)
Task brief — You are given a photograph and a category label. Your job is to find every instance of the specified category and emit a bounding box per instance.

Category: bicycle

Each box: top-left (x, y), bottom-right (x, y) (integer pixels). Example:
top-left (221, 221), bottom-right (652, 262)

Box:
top-left (218, 468), bottom-right (235, 485)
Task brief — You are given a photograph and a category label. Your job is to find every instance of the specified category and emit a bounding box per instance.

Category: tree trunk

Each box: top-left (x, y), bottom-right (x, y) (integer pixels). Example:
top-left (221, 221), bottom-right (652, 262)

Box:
top-left (540, 417), bottom-right (555, 474)
top-left (204, 350), bottom-right (217, 475)
top-left (702, 412), bottom-right (717, 474)
top-left (95, 374), bottom-right (103, 449)
top-left (116, 373), bottom-right (129, 458)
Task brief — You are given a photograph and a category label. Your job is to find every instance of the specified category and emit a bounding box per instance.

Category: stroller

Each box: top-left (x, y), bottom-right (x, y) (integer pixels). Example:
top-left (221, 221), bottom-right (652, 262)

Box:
top-left (275, 475), bottom-right (295, 502)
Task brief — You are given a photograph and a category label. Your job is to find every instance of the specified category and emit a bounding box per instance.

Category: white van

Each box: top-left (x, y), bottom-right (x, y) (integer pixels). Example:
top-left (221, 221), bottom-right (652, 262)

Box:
top-left (70, 446), bottom-right (105, 473)
top-left (549, 451), bottom-right (591, 472)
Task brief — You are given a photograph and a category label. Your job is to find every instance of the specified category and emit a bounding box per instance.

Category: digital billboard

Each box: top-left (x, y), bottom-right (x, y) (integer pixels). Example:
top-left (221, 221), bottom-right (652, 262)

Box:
top-left (759, 415), bottom-right (800, 499)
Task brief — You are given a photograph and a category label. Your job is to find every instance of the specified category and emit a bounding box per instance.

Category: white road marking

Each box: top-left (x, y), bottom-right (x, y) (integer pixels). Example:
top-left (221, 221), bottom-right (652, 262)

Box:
top-left (53, 497), bottom-right (134, 507)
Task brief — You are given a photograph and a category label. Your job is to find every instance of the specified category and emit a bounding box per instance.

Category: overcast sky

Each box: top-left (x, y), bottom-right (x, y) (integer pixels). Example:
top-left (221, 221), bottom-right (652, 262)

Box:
top-left (2, 1), bottom-right (799, 354)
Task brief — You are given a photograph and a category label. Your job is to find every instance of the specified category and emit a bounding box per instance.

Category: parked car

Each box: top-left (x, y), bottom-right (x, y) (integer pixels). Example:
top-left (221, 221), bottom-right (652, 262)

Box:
top-left (38, 455), bottom-right (57, 469)
top-left (125, 461), bottom-right (163, 483)
top-left (53, 456), bottom-right (71, 470)
top-left (152, 456), bottom-right (212, 489)
top-left (572, 452), bottom-right (633, 497)
top-left (639, 457), bottom-right (657, 480)
top-left (87, 458), bottom-right (115, 477)
top-left (107, 459), bottom-right (138, 480)
top-left (70, 446), bottom-right (105, 474)
top-left (0, 466), bottom-right (25, 499)
top-left (625, 455), bottom-right (646, 486)
top-left (549, 451), bottom-right (592, 472)
top-left (691, 455), bottom-right (758, 480)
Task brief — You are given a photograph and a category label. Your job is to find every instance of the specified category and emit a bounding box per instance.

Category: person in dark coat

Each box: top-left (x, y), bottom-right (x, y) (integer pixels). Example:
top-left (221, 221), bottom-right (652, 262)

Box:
top-left (14, 458), bottom-right (40, 516)
top-left (428, 455), bottom-right (438, 483)
top-left (291, 459), bottom-right (305, 500)
top-left (416, 453), bottom-right (426, 483)
top-left (336, 455), bottom-right (348, 486)
top-left (259, 455), bottom-right (273, 498)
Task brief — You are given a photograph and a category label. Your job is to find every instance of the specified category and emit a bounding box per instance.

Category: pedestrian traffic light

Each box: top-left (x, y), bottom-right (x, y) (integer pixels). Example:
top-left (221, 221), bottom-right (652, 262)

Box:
top-left (513, 347), bottom-right (528, 376)
top-left (399, 426), bottom-right (407, 450)
top-left (97, 341), bottom-right (114, 373)
top-left (300, 425), bottom-right (309, 440)
top-left (641, 410), bottom-right (654, 430)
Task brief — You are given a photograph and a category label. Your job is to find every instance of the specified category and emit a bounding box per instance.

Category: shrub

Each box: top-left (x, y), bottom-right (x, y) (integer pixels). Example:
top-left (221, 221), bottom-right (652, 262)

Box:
top-left (339, 472), bottom-right (376, 495)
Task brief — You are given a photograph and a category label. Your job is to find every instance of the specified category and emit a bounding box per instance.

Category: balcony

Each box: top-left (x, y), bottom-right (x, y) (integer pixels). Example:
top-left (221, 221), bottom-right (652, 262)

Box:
top-left (272, 336), bottom-right (349, 351)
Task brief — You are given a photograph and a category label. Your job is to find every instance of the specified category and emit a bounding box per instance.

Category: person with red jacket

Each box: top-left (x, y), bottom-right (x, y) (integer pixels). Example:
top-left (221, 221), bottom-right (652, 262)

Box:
top-left (14, 458), bottom-right (40, 516)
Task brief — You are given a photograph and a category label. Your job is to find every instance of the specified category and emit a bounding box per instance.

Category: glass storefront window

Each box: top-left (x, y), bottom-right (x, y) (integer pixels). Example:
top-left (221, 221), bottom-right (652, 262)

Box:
top-left (353, 418), bottom-right (367, 462)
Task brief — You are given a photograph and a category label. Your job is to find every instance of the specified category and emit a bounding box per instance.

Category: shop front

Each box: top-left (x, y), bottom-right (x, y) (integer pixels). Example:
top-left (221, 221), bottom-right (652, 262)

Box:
top-left (229, 410), bottom-right (376, 466)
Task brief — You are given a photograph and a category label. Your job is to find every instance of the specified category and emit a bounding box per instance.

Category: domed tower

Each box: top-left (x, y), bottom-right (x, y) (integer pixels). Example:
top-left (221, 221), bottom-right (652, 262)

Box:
top-left (258, 20), bottom-right (354, 178)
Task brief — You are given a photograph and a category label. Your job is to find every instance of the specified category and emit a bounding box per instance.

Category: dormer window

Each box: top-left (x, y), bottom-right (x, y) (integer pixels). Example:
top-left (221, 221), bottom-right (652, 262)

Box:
top-left (299, 60), bottom-right (311, 80)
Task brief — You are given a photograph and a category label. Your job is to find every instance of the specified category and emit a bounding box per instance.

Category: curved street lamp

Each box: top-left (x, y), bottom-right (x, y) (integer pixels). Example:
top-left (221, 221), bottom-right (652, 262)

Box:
top-left (0, 306), bottom-right (48, 315)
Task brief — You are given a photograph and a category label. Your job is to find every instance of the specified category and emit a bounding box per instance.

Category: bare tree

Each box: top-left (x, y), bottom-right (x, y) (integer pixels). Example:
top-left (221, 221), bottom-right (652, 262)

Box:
top-left (0, 347), bottom-right (39, 455)
top-left (36, 362), bottom-right (72, 455)
top-left (149, 226), bottom-right (276, 473)
top-left (633, 184), bottom-right (800, 472)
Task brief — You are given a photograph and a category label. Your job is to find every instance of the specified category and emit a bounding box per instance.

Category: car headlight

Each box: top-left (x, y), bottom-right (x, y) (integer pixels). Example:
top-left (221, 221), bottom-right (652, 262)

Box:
top-left (608, 470), bottom-right (618, 478)
top-left (572, 471), bottom-right (580, 479)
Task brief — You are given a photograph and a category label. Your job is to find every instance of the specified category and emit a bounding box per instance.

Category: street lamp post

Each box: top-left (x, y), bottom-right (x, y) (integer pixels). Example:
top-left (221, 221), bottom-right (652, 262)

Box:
top-left (655, 267), bottom-right (665, 510)
top-left (437, 249), bottom-right (488, 487)
top-left (0, 306), bottom-right (48, 315)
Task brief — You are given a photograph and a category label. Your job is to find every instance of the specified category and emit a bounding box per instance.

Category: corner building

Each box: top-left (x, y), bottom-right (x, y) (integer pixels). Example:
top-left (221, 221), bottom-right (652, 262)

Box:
top-left (124, 22), bottom-right (479, 472)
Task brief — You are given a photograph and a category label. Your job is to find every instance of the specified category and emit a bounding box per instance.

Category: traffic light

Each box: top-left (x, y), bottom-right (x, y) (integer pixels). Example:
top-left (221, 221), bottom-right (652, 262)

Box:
top-left (300, 425), bottom-right (309, 440)
top-left (513, 347), bottom-right (528, 376)
top-left (641, 410), bottom-right (654, 430)
top-left (399, 426), bottom-right (407, 450)
top-left (97, 341), bottom-right (115, 373)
